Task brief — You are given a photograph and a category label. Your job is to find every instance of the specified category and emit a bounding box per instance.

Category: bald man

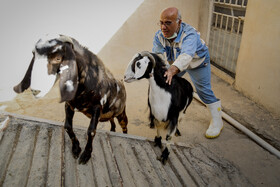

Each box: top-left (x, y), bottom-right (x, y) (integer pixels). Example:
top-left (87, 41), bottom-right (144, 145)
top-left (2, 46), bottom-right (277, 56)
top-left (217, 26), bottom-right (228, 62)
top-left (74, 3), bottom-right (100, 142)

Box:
top-left (152, 7), bottom-right (223, 138)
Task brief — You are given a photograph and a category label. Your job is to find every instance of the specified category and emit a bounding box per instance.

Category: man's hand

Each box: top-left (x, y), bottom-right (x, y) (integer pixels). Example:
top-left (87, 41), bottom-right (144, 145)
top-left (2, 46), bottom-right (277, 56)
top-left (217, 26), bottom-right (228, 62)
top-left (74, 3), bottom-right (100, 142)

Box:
top-left (164, 65), bottom-right (180, 85)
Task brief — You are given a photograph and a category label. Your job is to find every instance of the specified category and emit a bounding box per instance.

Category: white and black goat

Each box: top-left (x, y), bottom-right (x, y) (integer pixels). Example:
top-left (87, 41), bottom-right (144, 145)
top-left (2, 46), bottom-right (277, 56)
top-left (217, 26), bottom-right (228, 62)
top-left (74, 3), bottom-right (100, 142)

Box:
top-left (124, 51), bottom-right (193, 164)
top-left (14, 34), bottom-right (128, 164)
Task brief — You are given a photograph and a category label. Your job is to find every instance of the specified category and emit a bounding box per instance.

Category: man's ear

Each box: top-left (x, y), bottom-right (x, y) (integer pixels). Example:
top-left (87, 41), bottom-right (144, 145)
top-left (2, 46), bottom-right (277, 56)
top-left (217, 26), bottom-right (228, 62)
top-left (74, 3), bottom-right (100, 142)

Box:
top-left (178, 19), bottom-right (182, 25)
top-left (59, 43), bottom-right (78, 102)
top-left (13, 52), bottom-right (35, 93)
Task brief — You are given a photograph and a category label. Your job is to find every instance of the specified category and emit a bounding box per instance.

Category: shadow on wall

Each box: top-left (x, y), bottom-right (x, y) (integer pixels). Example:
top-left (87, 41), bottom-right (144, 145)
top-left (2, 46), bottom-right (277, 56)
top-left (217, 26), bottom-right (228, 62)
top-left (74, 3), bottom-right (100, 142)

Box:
top-left (98, 0), bottom-right (211, 77)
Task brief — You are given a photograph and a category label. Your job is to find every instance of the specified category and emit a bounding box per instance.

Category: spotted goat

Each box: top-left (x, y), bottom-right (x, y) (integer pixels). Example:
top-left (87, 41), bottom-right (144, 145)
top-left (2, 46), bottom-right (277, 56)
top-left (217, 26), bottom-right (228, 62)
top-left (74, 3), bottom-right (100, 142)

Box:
top-left (124, 51), bottom-right (193, 164)
top-left (14, 34), bottom-right (128, 164)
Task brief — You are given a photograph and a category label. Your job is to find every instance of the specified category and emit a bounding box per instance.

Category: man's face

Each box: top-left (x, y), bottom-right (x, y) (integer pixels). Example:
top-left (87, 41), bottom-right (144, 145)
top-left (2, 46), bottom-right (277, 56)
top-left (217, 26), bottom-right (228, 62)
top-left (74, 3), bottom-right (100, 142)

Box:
top-left (159, 11), bottom-right (180, 38)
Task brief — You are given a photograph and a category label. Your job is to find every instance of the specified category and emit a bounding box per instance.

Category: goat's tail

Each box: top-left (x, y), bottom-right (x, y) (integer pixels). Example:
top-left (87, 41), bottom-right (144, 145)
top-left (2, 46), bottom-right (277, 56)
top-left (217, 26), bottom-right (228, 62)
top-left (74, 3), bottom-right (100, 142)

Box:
top-left (183, 99), bottom-right (189, 114)
top-left (183, 92), bottom-right (194, 114)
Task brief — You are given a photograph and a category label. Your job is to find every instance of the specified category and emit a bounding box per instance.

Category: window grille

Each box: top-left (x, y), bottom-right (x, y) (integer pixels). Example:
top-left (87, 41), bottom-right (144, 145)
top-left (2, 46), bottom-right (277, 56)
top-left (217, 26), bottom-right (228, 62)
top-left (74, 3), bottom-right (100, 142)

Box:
top-left (208, 0), bottom-right (248, 77)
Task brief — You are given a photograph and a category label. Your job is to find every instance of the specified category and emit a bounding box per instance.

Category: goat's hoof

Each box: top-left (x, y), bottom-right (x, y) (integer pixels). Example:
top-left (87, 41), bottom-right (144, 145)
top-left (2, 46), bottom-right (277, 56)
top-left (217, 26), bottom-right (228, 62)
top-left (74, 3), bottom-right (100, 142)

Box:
top-left (175, 129), bottom-right (181, 137)
top-left (157, 147), bottom-right (170, 165)
top-left (122, 130), bottom-right (128, 134)
top-left (154, 136), bottom-right (162, 148)
top-left (157, 156), bottom-right (168, 165)
top-left (72, 146), bottom-right (82, 159)
top-left (79, 151), bottom-right (91, 164)
top-left (149, 122), bottom-right (155, 129)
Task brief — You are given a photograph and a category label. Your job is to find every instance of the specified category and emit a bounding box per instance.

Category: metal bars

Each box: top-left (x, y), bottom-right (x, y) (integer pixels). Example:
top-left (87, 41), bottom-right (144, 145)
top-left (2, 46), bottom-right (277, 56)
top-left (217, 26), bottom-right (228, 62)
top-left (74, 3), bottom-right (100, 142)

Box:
top-left (214, 0), bottom-right (247, 8)
top-left (209, 1), bottom-right (247, 77)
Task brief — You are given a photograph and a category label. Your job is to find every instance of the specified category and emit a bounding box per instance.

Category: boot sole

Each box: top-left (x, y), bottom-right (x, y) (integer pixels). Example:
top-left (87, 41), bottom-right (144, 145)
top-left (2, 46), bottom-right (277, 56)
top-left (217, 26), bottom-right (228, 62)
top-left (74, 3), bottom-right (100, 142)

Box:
top-left (205, 125), bottom-right (224, 139)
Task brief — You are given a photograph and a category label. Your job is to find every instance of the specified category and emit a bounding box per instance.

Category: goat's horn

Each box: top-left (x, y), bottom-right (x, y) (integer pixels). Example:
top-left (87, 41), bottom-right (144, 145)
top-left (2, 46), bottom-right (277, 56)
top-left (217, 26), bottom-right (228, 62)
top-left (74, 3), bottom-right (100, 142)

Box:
top-left (57, 35), bottom-right (73, 44)
top-left (139, 51), bottom-right (156, 68)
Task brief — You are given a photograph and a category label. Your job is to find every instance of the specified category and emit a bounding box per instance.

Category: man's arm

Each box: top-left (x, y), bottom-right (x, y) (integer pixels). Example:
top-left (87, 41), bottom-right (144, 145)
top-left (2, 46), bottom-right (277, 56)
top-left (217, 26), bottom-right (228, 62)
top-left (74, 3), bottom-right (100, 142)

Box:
top-left (164, 33), bottom-right (197, 85)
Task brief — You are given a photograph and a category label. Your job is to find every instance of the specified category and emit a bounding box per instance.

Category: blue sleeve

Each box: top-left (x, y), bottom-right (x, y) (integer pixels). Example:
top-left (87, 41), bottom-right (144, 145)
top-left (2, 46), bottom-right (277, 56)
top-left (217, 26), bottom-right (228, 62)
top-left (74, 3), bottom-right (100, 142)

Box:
top-left (180, 32), bottom-right (197, 57)
top-left (152, 32), bottom-right (165, 54)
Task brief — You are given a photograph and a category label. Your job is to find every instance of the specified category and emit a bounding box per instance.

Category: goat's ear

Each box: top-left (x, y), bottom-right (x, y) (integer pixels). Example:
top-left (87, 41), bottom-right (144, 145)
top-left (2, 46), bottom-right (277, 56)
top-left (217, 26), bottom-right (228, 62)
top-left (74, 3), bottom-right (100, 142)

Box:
top-left (124, 53), bottom-right (139, 82)
top-left (13, 52), bottom-right (35, 93)
top-left (134, 56), bottom-right (150, 79)
top-left (59, 43), bottom-right (78, 102)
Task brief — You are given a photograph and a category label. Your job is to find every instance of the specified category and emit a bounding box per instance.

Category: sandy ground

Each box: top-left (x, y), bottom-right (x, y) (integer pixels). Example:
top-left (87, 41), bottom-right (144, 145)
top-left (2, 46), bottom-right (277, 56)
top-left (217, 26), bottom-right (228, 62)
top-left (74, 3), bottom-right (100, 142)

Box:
top-left (1, 67), bottom-right (280, 186)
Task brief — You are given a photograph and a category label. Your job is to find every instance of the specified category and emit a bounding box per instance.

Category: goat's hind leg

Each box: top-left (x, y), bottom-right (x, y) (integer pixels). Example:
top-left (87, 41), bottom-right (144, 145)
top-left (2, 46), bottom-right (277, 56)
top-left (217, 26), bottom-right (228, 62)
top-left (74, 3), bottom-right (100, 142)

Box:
top-left (175, 128), bottom-right (181, 136)
top-left (117, 108), bottom-right (128, 134)
top-left (109, 118), bottom-right (116, 132)
top-left (64, 103), bottom-right (81, 159)
top-left (149, 111), bottom-right (155, 129)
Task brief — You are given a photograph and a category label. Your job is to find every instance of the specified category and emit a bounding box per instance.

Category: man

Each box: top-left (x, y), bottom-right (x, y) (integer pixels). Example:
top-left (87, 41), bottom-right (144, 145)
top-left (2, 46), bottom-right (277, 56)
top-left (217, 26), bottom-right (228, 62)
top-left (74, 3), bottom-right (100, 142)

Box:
top-left (152, 7), bottom-right (223, 138)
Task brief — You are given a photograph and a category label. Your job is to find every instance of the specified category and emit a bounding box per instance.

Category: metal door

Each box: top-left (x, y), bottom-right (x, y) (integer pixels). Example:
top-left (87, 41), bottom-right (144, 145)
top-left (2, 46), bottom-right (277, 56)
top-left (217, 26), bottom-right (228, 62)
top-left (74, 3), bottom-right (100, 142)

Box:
top-left (209, 0), bottom-right (248, 77)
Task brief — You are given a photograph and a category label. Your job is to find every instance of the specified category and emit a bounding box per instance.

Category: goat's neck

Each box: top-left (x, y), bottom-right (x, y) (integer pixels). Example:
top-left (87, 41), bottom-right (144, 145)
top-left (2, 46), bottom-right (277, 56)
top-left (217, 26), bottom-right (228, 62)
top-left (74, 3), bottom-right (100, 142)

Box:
top-left (148, 76), bottom-right (157, 90)
top-left (148, 65), bottom-right (168, 89)
top-left (148, 71), bottom-right (172, 122)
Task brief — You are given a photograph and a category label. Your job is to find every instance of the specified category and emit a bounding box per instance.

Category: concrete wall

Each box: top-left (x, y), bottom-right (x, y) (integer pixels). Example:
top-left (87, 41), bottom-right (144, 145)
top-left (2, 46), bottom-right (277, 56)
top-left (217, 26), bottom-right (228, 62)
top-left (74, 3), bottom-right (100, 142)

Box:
top-left (97, 0), bottom-right (212, 129)
top-left (98, 0), bottom-right (280, 116)
top-left (98, 0), bottom-right (211, 78)
top-left (235, 0), bottom-right (280, 116)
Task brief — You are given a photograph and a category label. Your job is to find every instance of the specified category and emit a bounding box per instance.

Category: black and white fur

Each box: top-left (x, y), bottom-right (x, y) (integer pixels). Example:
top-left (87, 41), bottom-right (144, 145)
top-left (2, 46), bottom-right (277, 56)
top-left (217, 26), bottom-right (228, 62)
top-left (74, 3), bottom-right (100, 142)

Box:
top-left (14, 34), bottom-right (128, 164)
top-left (124, 51), bottom-right (193, 164)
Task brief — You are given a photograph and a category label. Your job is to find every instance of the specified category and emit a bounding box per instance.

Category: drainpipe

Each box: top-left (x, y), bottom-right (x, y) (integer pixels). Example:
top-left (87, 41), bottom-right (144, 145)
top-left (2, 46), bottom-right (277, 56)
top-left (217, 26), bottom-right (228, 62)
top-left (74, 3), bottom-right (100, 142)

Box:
top-left (205, 0), bottom-right (214, 45)
top-left (193, 93), bottom-right (280, 159)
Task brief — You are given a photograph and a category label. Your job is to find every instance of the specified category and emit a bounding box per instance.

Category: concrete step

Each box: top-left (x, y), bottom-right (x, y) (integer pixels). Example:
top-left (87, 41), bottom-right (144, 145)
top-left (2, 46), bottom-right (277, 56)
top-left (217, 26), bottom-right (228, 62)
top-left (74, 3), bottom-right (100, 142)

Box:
top-left (0, 114), bottom-right (251, 187)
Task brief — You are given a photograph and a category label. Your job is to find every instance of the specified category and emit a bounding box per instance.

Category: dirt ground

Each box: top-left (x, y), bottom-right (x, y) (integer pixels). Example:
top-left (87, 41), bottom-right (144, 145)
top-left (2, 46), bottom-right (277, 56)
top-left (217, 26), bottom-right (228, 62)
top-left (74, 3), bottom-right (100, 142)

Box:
top-left (1, 67), bottom-right (280, 186)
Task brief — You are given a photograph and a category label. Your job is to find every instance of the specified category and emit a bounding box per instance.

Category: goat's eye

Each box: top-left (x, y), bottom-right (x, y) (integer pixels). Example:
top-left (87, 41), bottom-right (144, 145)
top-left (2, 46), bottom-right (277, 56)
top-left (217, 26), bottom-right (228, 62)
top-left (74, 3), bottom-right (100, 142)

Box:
top-left (136, 62), bottom-right (141, 68)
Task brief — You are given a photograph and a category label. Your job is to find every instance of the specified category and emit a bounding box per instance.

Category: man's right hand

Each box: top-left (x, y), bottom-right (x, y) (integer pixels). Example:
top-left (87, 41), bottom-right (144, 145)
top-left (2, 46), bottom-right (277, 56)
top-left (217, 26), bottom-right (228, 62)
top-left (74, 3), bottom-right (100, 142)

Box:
top-left (164, 65), bottom-right (180, 85)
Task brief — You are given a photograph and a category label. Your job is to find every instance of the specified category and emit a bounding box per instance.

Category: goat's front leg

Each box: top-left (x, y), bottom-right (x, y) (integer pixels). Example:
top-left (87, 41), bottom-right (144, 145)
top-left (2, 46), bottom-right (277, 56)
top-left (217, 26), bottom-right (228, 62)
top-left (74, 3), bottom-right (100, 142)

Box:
top-left (79, 106), bottom-right (100, 164)
top-left (154, 127), bottom-right (163, 148)
top-left (154, 119), bottom-right (163, 148)
top-left (158, 137), bottom-right (171, 165)
top-left (158, 118), bottom-right (178, 164)
top-left (64, 103), bottom-right (81, 159)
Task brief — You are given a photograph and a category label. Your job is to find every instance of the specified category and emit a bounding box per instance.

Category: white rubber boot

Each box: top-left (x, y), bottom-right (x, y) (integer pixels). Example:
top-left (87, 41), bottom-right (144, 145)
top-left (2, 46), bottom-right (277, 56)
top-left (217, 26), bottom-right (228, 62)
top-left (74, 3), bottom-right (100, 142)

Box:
top-left (205, 100), bottom-right (223, 138)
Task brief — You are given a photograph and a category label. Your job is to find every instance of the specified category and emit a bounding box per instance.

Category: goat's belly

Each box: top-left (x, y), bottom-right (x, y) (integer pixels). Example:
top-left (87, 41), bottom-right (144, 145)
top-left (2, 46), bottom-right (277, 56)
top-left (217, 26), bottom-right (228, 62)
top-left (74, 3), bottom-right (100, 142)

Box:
top-left (150, 103), bottom-right (169, 121)
top-left (149, 87), bottom-right (171, 122)
top-left (100, 111), bottom-right (114, 122)
top-left (79, 110), bottom-right (115, 122)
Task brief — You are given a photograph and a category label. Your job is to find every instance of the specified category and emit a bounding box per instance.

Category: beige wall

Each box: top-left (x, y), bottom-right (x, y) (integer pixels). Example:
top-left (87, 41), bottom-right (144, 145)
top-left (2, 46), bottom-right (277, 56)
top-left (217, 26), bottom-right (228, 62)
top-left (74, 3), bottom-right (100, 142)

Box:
top-left (97, 0), bottom-right (212, 127)
top-left (235, 0), bottom-right (280, 116)
top-left (98, 0), bottom-right (280, 116)
top-left (98, 0), bottom-right (211, 78)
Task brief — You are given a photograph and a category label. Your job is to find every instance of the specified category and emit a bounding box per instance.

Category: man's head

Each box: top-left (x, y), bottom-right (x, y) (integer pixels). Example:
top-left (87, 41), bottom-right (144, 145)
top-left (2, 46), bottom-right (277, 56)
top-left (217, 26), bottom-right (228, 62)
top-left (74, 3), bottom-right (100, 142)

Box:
top-left (159, 7), bottom-right (181, 39)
